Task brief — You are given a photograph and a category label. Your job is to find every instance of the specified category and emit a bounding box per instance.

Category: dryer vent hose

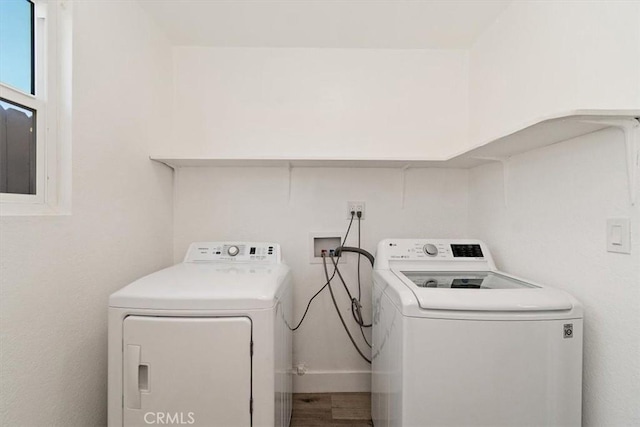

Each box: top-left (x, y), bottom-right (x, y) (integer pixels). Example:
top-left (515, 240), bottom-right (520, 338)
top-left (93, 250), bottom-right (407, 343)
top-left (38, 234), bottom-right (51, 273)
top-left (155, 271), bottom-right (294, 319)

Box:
top-left (334, 246), bottom-right (375, 267)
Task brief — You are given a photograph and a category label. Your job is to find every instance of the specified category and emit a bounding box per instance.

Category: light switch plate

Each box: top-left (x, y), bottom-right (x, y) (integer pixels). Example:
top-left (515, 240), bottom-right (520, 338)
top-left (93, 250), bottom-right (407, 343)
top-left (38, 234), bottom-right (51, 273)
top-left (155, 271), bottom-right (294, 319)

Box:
top-left (606, 218), bottom-right (630, 254)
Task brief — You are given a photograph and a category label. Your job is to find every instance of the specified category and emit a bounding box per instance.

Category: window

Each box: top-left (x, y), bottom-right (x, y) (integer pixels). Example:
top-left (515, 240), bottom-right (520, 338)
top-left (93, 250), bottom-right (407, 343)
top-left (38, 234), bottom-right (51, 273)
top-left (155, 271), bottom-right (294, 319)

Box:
top-left (0, 98), bottom-right (37, 195)
top-left (0, 0), bottom-right (34, 94)
top-left (0, 0), bottom-right (71, 214)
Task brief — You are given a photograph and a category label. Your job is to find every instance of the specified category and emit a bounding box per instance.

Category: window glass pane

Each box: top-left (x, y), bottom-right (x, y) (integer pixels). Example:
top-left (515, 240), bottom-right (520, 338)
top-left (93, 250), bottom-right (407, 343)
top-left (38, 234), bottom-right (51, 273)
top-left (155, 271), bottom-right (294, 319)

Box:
top-left (0, 98), bottom-right (36, 195)
top-left (0, 0), bottom-right (34, 94)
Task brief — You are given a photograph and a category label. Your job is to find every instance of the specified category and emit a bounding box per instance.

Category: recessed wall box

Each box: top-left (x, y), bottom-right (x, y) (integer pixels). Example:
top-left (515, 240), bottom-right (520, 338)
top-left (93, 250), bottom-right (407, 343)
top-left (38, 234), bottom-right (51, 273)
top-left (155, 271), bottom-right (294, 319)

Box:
top-left (309, 232), bottom-right (344, 264)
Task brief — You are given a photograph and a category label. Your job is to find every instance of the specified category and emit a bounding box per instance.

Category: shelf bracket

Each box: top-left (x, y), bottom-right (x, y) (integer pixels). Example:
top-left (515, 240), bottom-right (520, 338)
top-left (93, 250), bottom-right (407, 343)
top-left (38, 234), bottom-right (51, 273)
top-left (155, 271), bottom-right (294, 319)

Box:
top-left (579, 118), bottom-right (639, 206)
top-left (286, 162), bottom-right (293, 204)
top-left (401, 165), bottom-right (410, 209)
top-left (471, 157), bottom-right (510, 207)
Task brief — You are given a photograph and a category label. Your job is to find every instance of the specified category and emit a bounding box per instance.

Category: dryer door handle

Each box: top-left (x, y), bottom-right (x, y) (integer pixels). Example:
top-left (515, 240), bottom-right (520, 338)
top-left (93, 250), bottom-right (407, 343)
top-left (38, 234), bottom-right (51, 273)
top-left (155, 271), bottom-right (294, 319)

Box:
top-left (124, 345), bottom-right (141, 409)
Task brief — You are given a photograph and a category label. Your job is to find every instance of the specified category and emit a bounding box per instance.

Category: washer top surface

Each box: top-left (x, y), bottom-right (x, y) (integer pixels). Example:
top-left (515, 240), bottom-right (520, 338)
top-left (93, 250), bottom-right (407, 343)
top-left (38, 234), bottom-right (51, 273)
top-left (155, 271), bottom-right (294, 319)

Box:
top-left (374, 239), bottom-right (582, 318)
top-left (109, 242), bottom-right (290, 311)
top-left (391, 269), bottom-right (574, 312)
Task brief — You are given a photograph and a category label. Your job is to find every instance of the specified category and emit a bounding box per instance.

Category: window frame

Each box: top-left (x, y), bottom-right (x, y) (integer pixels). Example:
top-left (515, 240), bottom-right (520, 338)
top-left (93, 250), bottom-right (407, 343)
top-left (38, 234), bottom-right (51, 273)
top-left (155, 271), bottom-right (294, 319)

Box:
top-left (1, 86), bottom-right (46, 204)
top-left (0, 0), bottom-right (71, 215)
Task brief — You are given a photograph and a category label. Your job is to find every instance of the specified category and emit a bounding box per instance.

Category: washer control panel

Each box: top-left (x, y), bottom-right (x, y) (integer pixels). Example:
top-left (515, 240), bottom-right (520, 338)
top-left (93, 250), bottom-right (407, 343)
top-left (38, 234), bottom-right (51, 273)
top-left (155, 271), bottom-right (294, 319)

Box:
top-left (376, 239), bottom-right (490, 264)
top-left (385, 240), bottom-right (454, 261)
top-left (184, 242), bottom-right (281, 263)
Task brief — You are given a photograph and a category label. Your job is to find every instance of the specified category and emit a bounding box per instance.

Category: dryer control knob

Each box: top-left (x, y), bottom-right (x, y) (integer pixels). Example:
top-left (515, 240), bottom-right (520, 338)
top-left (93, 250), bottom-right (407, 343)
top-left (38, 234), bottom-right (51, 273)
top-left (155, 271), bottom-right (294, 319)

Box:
top-left (424, 244), bottom-right (438, 256)
top-left (227, 245), bottom-right (240, 256)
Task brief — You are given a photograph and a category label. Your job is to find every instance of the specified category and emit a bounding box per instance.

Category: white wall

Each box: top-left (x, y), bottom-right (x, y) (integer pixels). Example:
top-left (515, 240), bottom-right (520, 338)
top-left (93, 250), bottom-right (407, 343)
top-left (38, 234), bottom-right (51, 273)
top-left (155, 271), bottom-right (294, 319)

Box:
top-left (469, 0), bottom-right (640, 144)
top-left (165, 1), bottom-right (640, 405)
top-left (157, 3), bottom-right (640, 165)
top-left (163, 2), bottom-right (640, 163)
top-left (173, 166), bottom-right (469, 391)
top-left (165, 47), bottom-right (469, 159)
top-left (468, 128), bottom-right (640, 426)
top-left (0, 2), bottom-right (174, 426)
top-left (1, 1), bottom-right (637, 424)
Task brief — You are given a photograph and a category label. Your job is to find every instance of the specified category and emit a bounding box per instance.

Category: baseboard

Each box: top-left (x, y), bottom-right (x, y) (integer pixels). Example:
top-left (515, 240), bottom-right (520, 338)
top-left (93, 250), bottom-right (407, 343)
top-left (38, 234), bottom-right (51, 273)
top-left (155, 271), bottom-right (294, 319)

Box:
top-left (293, 370), bottom-right (371, 393)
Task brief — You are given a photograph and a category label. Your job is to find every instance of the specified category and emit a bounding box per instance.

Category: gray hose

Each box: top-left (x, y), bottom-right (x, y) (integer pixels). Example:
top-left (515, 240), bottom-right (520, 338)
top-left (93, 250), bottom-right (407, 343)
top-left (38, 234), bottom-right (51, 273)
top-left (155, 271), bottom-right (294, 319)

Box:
top-left (323, 254), bottom-right (371, 364)
top-left (333, 246), bottom-right (375, 267)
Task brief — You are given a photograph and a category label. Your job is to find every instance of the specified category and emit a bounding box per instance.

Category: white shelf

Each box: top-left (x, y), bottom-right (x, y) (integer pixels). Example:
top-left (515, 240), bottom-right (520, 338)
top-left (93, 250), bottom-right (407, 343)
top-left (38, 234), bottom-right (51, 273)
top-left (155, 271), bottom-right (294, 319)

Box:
top-left (449, 109), bottom-right (639, 164)
top-left (149, 156), bottom-right (448, 168)
top-left (151, 109), bottom-right (639, 170)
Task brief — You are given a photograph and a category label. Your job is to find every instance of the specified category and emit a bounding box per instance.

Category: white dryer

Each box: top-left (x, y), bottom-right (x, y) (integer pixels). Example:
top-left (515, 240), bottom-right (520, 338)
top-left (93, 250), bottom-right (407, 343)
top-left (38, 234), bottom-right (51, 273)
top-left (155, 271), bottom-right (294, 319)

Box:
top-left (108, 242), bottom-right (293, 427)
top-left (372, 239), bottom-right (583, 427)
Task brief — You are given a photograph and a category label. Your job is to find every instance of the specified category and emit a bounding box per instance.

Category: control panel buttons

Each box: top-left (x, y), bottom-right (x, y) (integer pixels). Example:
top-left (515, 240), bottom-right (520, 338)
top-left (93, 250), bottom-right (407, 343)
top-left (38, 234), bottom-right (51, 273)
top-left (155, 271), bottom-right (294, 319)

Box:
top-left (450, 244), bottom-right (484, 258)
top-left (185, 243), bottom-right (281, 263)
top-left (423, 244), bottom-right (438, 257)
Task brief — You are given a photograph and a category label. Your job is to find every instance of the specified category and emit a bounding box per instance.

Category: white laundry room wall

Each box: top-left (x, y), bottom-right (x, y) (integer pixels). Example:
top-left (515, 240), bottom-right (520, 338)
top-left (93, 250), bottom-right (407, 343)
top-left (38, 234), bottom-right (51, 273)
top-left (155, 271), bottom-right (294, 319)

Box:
top-left (0, 2), bottom-right (174, 426)
top-left (467, 3), bottom-right (640, 423)
top-left (161, 0), bottom-right (640, 404)
top-left (469, 0), bottom-right (640, 144)
top-left (166, 46), bottom-right (474, 389)
top-left (172, 166), bottom-right (470, 391)
top-left (161, 47), bottom-right (469, 159)
top-left (468, 128), bottom-right (640, 425)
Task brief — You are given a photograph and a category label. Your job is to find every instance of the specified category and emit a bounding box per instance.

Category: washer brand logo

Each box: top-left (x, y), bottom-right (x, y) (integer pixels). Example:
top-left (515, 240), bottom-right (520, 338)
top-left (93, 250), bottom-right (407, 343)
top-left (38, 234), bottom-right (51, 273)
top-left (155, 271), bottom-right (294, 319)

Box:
top-left (563, 323), bottom-right (574, 339)
top-left (144, 412), bottom-right (195, 425)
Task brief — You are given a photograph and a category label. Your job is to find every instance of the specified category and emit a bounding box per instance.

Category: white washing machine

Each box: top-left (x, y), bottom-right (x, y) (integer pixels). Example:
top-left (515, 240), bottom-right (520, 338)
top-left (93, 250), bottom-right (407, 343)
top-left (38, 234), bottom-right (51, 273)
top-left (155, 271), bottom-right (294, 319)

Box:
top-left (372, 239), bottom-right (583, 427)
top-left (108, 242), bottom-right (293, 427)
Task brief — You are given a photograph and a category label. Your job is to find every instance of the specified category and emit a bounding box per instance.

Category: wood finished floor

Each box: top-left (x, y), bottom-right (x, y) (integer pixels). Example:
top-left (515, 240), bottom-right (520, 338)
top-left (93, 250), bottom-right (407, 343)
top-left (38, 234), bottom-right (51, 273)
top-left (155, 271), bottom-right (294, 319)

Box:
top-left (291, 393), bottom-right (373, 426)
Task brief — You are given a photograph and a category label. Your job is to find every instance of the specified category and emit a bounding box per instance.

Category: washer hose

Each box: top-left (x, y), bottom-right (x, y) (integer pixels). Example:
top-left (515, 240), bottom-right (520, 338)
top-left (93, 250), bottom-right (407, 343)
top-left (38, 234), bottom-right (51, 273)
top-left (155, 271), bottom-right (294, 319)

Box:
top-left (333, 246), bottom-right (375, 267)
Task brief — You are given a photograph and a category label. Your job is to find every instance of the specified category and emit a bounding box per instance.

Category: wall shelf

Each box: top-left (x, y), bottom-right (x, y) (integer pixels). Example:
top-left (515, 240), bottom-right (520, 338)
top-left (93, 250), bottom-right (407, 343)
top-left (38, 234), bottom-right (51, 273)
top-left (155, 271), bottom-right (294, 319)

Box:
top-left (151, 109), bottom-right (639, 204)
top-left (151, 109), bottom-right (639, 170)
top-left (149, 156), bottom-right (452, 169)
top-left (453, 109), bottom-right (638, 162)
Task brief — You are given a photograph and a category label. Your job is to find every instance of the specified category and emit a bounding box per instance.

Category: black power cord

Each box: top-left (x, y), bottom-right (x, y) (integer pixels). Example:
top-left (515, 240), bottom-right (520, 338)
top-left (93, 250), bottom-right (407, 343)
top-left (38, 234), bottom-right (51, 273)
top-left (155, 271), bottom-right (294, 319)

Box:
top-left (351, 223), bottom-right (373, 346)
top-left (356, 212), bottom-right (372, 329)
top-left (328, 254), bottom-right (372, 349)
top-left (323, 253), bottom-right (371, 364)
top-left (288, 210), bottom-right (375, 362)
top-left (357, 212), bottom-right (362, 301)
top-left (333, 244), bottom-right (374, 329)
top-left (287, 212), bottom-right (356, 331)
top-left (326, 253), bottom-right (363, 326)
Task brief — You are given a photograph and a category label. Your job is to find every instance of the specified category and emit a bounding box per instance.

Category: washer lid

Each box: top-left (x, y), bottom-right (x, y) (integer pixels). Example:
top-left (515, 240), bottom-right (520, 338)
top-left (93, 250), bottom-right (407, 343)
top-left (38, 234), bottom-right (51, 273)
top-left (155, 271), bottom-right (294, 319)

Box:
top-left (109, 263), bottom-right (290, 310)
top-left (393, 270), bottom-right (574, 312)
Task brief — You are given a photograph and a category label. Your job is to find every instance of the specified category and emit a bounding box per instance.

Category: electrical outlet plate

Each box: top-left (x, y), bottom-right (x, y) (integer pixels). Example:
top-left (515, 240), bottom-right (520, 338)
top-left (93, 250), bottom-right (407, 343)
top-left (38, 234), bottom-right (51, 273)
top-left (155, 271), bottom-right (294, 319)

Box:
top-left (295, 363), bottom-right (307, 376)
top-left (347, 201), bottom-right (365, 220)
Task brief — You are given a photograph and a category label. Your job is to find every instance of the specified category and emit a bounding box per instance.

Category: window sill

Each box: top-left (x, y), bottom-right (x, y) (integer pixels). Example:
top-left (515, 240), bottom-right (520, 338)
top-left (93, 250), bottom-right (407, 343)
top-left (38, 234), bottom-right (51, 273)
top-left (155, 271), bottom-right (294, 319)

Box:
top-left (0, 202), bottom-right (71, 216)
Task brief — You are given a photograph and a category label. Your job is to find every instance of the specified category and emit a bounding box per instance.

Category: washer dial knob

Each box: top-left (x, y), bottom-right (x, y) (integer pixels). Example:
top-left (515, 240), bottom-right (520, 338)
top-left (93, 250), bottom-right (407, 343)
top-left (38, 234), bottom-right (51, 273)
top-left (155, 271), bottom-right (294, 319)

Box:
top-left (423, 244), bottom-right (438, 257)
top-left (227, 245), bottom-right (240, 256)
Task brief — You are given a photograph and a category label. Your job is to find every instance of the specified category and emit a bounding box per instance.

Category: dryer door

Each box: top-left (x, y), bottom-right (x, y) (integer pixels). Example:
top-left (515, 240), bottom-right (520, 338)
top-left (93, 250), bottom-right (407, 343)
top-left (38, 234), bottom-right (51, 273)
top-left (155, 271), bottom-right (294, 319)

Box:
top-left (122, 316), bottom-right (252, 427)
